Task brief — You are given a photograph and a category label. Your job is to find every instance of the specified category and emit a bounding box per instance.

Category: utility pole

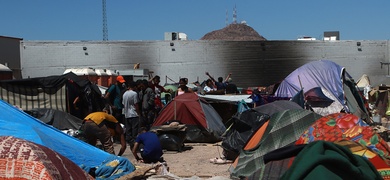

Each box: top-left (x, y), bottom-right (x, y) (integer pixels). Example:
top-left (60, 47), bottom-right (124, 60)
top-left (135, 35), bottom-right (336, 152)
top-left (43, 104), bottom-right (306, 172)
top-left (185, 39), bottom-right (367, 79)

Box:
top-left (225, 9), bottom-right (228, 26)
top-left (233, 5), bottom-right (237, 24)
top-left (102, 0), bottom-right (108, 41)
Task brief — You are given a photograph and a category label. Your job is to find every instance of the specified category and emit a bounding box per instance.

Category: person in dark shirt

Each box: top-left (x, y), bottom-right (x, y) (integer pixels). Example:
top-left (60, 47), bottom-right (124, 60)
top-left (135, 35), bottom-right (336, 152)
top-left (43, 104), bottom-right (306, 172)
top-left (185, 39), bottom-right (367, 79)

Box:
top-left (138, 80), bottom-right (155, 130)
top-left (225, 78), bottom-right (239, 94)
top-left (205, 72), bottom-right (232, 92)
top-left (132, 127), bottom-right (163, 163)
top-left (104, 75), bottom-right (126, 123)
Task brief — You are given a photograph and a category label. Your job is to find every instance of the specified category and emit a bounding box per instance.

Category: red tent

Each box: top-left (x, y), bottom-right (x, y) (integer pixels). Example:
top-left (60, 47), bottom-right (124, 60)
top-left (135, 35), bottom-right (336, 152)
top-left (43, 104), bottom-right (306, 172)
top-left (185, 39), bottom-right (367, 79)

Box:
top-left (153, 93), bottom-right (226, 143)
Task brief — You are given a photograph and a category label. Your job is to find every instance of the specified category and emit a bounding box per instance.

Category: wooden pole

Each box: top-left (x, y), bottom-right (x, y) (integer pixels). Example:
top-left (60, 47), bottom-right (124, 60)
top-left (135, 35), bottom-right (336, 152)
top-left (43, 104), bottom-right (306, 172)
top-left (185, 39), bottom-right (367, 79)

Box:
top-left (174, 101), bottom-right (177, 120)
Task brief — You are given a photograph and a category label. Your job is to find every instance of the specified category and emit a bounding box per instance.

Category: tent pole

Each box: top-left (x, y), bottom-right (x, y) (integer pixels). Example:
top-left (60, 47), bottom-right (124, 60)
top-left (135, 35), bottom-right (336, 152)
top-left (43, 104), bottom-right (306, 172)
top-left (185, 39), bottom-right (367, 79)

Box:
top-left (298, 75), bottom-right (307, 107)
top-left (298, 75), bottom-right (303, 90)
top-left (174, 101), bottom-right (176, 120)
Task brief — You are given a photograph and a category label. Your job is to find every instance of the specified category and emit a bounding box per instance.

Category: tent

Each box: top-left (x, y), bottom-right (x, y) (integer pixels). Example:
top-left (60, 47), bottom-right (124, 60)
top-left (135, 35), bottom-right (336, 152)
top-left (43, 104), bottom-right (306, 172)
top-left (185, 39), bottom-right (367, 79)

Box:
top-left (25, 108), bottom-right (84, 131)
top-left (0, 136), bottom-right (93, 179)
top-left (0, 99), bottom-right (135, 179)
top-left (369, 85), bottom-right (390, 118)
top-left (356, 74), bottom-right (371, 101)
top-left (221, 100), bottom-right (302, 160)
top-left (152, 93), bottom-right (226, 143)
top-left (0, 72), bottom-right (105, 119)
top-left (222, 110), bottom-right (269, 160)
top-left (281, 140), bottom-right (383, 180)
top-left (274, 60), bottom-right (368, 119)
top-left (295, 113), bottom-right (390, 179)
top-left (304, 87), bottom-right (335, 107)
top-left (230, 109), bottom-right (322, 179)
top-left (357, 74), bottom-right (371, 89)
top-left (252, 100), bottom-right (303, 115)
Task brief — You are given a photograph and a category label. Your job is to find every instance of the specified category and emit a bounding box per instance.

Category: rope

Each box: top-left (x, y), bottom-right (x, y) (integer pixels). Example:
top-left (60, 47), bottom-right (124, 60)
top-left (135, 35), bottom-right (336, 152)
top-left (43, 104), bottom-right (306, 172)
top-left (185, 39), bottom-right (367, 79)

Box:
top-left (165, 76), bottom-right (177, 84)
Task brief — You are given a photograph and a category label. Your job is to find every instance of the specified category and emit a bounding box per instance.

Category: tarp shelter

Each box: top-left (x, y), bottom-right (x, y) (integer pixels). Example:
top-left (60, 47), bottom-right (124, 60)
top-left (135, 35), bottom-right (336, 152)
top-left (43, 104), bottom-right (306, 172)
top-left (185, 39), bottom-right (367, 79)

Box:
top-left (357, 74), bottom-right (371, 89)
top-left (199, 94), bottom-right (253, 125)
top-left (230, 109), bottom-right (322, 179)
top-left (0, 72), bottom-right (104, 119)
top-left (64, 68), bottom-right (99, 84)
top-left (369, 85), bottom-right (390, 117)
top-left (295, 113), bottom-right (390, 178)
top-left (274, 60), bottom-right (368, 119)
top-left (222, 100), bottom-right (302, 160)
top-left (222, 110), bottom-right (269, 160)
top-left (281, 140), bottom-right (383, 180)
top-left (199, 94), bottom-right (253, 104)
top-left (0, 100), bottom-right (135, 179)
top-left (25, 108), bottom-right (84, 130)
top-left (252, 100), bottom-right (303, 115)
top-left (0, 136), bottom-right (93, 179)
top-left (356, 74), bottom-right (371, 100)
top-left (152, 93), bottom-right (226, 143)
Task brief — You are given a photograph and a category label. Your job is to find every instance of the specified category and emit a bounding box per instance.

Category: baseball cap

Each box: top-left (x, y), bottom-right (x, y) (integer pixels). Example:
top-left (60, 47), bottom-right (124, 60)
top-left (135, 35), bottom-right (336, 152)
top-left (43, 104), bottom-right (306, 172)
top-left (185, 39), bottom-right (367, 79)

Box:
top-left (116, 75), bottom-right (126, 83)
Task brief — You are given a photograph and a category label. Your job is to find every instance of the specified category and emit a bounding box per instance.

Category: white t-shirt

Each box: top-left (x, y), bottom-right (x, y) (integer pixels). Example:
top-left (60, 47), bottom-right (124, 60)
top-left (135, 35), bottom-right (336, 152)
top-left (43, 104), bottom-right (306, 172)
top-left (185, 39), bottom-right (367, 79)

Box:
top-left (122, 90), bottom-right (139, 118)
top-left (203, 86), bottom-right (215, 92)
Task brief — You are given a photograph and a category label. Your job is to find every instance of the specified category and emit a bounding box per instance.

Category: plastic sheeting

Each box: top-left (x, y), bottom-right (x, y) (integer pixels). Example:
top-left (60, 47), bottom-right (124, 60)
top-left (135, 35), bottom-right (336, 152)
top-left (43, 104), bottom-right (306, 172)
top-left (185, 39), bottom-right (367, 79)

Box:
top-left (25, 108), bottom-right (83, 130)
top-left (0, 100), bottom-right (135, 178)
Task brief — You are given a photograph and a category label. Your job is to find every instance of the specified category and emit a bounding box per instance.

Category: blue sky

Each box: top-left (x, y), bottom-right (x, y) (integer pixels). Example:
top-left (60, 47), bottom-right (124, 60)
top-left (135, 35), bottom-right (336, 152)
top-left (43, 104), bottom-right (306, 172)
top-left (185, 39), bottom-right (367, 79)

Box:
top-left (1, 1), bottom-right (390, 41)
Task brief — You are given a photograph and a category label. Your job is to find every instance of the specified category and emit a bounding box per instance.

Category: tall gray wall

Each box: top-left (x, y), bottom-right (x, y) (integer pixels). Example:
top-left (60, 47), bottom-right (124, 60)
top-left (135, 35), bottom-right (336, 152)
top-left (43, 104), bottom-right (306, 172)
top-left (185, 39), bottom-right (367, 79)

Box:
top-left (0, 36), bottom-right (22, 78)
top-left (19, 40), bottom-right (390, 87)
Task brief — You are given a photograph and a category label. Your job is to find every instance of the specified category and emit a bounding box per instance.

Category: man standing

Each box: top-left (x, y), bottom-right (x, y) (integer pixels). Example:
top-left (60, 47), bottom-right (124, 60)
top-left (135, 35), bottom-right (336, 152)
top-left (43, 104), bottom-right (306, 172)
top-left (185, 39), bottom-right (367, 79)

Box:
top-left (150, 75), bottom-right (171, 115)
top-left (205, 72), bottom-right (231, 92)
top-left (225, 78), bottom-right (239, 94)
top-left (132, 127), bottom-right (163, 163)
top-left (122, 81), bottom-right (140, 147)
top-left (105, 75), bottom-right (126, 123)
top-left (138, 80), bottom-right (155, 130)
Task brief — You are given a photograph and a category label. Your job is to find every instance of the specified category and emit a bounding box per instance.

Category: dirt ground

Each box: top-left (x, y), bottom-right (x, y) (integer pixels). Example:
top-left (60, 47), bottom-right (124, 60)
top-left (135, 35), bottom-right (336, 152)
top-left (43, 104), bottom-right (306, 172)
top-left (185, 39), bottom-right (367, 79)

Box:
top-left (115, 142), bottom-right (233, 179)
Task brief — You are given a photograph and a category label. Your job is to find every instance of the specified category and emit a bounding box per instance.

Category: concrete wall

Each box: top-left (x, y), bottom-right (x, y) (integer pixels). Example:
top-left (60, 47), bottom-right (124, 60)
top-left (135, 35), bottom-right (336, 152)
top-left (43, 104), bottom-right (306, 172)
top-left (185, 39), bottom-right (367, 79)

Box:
top-left (0, 36), bottom-right (22, 79)
top-left (19, 40), bottom-right (390, 87)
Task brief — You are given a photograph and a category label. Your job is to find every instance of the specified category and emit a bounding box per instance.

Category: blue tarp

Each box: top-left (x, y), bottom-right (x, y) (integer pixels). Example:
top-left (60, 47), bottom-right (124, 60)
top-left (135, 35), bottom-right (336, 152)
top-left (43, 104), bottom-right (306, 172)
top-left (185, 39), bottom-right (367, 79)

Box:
top-left (0, 99), bottom-right (135, 179)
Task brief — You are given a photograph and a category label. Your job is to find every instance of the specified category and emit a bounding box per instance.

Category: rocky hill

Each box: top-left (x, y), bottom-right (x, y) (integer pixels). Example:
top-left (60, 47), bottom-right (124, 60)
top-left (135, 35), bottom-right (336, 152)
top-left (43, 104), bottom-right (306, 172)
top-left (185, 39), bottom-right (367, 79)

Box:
top-left (200, 23), bottom-right (267, 41)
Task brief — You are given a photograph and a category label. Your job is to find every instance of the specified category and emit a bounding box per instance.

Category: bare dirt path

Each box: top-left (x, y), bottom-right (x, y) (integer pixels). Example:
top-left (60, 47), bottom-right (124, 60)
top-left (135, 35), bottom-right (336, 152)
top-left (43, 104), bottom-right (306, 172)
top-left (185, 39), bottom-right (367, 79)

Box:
top-left (115, 142), bottom-right (232, 179)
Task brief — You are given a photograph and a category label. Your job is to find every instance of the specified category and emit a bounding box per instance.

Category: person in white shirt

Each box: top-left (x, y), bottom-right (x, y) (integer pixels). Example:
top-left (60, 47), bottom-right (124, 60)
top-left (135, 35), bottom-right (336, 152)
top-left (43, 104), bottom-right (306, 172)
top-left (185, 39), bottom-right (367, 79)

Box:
top-left (203, 79), bottom-right (216, 93)
top-left (122, 81), bottom-right (140, 147)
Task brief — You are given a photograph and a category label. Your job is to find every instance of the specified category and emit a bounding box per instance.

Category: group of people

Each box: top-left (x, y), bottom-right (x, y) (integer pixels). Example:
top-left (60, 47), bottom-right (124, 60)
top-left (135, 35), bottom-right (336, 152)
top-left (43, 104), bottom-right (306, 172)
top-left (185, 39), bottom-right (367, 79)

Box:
top-left (203, 72), bottom-right (239, 94)
top-left (81, 75), bottom-right (167, 163)
top-left (175, 72), bottom-right (239, 96)
top-left (77, 72), bottom-right (238, 163)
